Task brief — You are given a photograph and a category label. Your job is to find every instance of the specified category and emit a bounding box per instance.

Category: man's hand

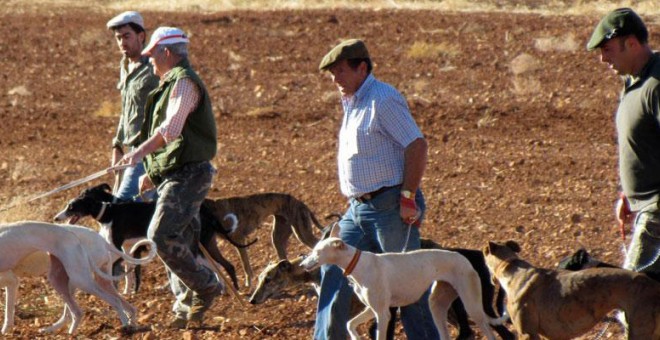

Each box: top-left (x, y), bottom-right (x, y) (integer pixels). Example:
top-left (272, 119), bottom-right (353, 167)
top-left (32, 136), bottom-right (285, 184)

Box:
top-left (400, 196), bottom-right (421, 226)
top-left (138, 174), bottom-right (154, 197)
top-left (615, 192), bottom-right (633, 226)
top-left (117, 149), bottom-right (143, 168)
top-left (111, 147), bottom-right (124, 167)
top-left (615, 192), bottom-right (634, 240)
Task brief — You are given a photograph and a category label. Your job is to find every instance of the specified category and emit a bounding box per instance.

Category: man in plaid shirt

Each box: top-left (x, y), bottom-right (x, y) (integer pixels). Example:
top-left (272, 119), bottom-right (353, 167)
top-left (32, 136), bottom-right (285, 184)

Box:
top-left (118, 26), bottom-right (222, 329)
top-left (314, 39), bottom-right (438, 340)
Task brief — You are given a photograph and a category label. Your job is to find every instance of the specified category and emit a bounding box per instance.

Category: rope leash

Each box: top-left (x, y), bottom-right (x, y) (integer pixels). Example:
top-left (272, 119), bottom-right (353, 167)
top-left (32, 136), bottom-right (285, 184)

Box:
top-left (198, 243), bottom-right (246, 309)
top-left (0, 164), bottom-right (131, 213)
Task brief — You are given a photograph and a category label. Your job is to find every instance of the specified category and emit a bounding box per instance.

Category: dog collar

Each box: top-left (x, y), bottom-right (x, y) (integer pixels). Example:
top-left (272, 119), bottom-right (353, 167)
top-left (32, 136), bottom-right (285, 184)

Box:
top-left (343, 249), bottom-right (362, 277)
top-left (95, 202), bottom-right (109, 221)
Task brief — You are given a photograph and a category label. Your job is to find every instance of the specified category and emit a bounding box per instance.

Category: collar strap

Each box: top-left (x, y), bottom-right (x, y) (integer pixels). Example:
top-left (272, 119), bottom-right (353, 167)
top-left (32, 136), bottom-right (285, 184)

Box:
top-left (343, 249), bottom-right (362, 277)
top-left (95, 202), bottom-right (109, 221)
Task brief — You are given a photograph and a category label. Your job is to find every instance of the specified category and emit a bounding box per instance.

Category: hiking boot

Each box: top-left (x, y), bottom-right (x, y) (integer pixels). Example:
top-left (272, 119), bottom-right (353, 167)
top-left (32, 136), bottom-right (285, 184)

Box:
top-left (168, 316), bottom-right (188, 329)
top-left (188, 283), bottom-right (224, 324)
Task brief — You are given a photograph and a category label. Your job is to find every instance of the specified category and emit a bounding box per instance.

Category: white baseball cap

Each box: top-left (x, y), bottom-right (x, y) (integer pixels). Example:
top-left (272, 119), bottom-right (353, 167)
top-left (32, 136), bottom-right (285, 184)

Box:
top-left (106, 11), bottom-right (144, 30)
top-left (141, 27), bottom-right (190, 55)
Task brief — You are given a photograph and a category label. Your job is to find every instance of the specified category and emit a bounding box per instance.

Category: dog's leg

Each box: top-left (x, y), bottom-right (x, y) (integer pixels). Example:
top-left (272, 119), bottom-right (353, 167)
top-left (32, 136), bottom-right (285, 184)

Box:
top-left (1, 272), bottom-right (18, 334)
top-left (428, 281), bottom-right (456, 340)
top-left (44, 255), bottom-right (81, 334)
top-left (348, 307), bottom-right (377, 340)
top-left (96, 260), bottom-right (137, 325)
top-left (62, 247), bottom-right (133, 330)
top-left (237, 246), bottom-right (254, 288)
top-left (291, 212), bottom-right (320, 249)
top-left (272, 216), bottom-right (293, 259)
top-left (454, 274), bottom-right (498, 340)
top-left (203, 237), bottom-right (240, 290)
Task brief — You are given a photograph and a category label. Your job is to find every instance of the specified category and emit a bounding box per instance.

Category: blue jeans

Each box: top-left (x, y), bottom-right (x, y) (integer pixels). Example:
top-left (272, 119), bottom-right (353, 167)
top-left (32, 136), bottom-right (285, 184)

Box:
top-left (314, 186), bottom-right (439, 340)
top-left (624, 204), bottom-right (660, 275)
top-left (116, 161), bottom-right (156, 202)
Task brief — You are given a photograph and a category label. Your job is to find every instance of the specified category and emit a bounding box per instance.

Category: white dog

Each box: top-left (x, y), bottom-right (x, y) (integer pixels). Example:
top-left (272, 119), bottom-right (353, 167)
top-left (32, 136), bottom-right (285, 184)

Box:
top-left (300, 237), bottom-right (506, 340)
top-left (0, 221), bottom-right (157, 335)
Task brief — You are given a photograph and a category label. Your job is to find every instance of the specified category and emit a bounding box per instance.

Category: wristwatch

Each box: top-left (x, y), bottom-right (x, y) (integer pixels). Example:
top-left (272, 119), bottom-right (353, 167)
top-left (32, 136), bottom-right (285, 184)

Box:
top-left (401, 190), bottom-right (414, 199)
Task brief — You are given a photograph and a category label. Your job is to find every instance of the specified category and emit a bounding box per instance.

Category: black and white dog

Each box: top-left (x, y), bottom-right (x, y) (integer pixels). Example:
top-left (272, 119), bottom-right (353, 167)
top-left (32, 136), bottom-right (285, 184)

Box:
top-left (54, 183), bottom-right (253, 292)
top-left (558, 248), bottom-right (660, 282)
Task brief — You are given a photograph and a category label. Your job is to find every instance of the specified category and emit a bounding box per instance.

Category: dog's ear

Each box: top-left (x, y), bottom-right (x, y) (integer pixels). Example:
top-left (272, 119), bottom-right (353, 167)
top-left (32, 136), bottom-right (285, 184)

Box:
top-left (483, 243), bottom-right (492, 255)
top-left (330, 239), bottom-right (345, 249)
top-left (279, 260), bottom-right (292, 271)
top-left (329, 222), bottom-right (340, 238)
top-left (100, 183), bottom-right (112, 193)
top-left (504, 240), bottom-right (521, 253)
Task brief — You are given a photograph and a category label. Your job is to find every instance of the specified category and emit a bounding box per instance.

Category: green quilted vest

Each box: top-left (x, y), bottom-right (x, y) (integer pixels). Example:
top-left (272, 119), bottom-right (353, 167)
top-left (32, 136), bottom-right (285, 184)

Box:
top-left (142, 59), bottom-right (217, 185)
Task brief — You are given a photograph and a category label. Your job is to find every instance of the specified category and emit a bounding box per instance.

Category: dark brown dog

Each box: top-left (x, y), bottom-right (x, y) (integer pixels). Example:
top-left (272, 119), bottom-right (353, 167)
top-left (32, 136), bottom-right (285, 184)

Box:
top-left (484, 240), bottom-right (660, 340)
top-left (203, 193), bottom-right (324, 287)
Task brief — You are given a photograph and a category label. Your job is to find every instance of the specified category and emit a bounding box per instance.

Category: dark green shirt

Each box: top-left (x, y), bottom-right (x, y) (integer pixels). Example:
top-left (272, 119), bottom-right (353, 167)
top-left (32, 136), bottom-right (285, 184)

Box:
top-left (112, 56), bottom-right (159, 149)
top-left (617, 52), bottom-right (660, 211)
top-left (142, 58), bottom-right (217, 185)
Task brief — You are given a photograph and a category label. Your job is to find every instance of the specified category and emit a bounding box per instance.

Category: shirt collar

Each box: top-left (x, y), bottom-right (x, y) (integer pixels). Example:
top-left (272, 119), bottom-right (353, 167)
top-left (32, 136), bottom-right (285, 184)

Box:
top-left (627, 52), bottom-right (659, 88)
top-left (341, 73), bottom-right (375, 103)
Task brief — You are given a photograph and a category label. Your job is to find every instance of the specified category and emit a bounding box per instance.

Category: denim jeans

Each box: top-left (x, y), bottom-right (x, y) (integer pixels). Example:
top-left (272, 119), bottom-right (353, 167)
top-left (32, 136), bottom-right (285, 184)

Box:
top-left (314, 186), bottom-right (439, 340)
top-left (147, 161), bottom-right (220, 317)
top-left (624, 204), bottom-right (660, 275)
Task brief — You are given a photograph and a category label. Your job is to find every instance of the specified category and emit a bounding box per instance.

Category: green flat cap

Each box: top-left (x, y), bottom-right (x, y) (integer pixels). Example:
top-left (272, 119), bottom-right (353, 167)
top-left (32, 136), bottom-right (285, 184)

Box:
top-left (587, 8), bottom-right (647, 51)
top-left (319, 39), bottom-right (370, 71)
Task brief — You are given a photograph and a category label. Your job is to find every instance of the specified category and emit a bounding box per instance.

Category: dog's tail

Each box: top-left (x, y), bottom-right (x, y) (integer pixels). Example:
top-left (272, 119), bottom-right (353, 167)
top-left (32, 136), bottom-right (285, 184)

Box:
top-left (488, 311), bottom-right (510, 326)
top-left (205, 209), bottom-right (257, 249)
top-left (109, 239), bottom-right (158, 266)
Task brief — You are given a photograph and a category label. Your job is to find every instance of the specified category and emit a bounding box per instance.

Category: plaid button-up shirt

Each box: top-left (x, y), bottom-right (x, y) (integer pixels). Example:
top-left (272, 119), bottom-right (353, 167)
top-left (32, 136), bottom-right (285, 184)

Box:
top-left (337, 74), bottom-right (423, 198)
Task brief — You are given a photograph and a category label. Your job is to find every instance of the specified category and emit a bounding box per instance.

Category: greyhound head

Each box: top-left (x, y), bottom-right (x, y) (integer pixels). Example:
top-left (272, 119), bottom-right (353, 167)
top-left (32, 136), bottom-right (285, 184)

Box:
top-left (53, 186), bottom-right (110, 224)
top-left (300, 237), bottom-right (350, 271)
top-left (249, 258), bottom-right (298, 304)
top-left (483, 240), bottom-right (521, 281)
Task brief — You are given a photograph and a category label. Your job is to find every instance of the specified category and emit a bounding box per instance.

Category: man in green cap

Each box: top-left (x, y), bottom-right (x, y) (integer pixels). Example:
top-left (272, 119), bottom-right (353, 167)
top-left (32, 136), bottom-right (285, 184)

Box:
top-left (588, 8), bottom-right (660, 280)
top-left (314, 39), bottom-right (439, 339)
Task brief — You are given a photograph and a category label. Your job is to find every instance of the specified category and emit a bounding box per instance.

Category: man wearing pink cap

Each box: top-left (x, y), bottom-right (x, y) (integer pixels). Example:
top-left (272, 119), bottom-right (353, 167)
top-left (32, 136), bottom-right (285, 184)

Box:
top-left (106, 11), bottom-right (159, 202)
top-left (117, 26), bottom-right (222, 328)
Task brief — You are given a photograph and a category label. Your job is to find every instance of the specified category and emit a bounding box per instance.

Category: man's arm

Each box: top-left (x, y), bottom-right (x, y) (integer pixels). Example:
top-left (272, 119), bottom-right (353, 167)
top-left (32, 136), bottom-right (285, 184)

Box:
top-left (402, 137), bottom-right (428, 194)
top-left (400, 137), bottom-right (427, 223)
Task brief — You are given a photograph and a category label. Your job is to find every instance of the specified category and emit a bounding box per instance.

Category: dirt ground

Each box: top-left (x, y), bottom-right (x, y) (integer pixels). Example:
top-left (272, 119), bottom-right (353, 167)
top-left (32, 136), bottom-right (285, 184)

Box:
top-left (1, 5), bottom-right (658, 339)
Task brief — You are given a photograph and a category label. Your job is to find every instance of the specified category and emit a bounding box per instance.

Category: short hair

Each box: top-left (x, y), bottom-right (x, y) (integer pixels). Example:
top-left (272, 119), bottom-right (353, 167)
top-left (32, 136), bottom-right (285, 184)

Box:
top-left (628, 28), bottom-right (648, 45)
top-left (347, 58), bottom-right (372, 74)
top-left (161, 43), bottom-right (189, 58)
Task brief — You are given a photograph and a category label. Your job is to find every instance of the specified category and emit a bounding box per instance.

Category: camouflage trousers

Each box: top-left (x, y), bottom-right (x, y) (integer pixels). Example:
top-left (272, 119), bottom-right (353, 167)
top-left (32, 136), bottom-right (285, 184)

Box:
top-left (624, 203), bottom-right (660, 276)
top-left (147, 161), bottom-right (220, 317)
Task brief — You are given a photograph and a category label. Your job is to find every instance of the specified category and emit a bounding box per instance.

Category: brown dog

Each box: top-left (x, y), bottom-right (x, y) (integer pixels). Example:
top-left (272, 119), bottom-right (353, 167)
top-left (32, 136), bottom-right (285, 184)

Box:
top-left (203, 193), bottom-right (324, 287)
top-left (483, 240), bottom-right (660, 340)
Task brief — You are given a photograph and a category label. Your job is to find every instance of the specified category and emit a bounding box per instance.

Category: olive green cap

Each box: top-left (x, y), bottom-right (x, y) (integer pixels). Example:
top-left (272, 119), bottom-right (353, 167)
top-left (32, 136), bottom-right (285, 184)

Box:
top-left (587, 8), bottom-right (647, 51)
top-left (319, 39), bottom-right (370, 71)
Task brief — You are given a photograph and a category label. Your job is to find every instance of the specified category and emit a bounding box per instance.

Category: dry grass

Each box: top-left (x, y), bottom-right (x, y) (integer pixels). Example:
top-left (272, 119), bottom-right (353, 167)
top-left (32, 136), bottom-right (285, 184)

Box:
top-left (406, 41), bottom-right (460, 60)
top-left (93, 100), bottom-right (121, 118)
top-left (4, 0), bottom-right (660, 15)
top-left (534, 34), bottom-right (580, 52)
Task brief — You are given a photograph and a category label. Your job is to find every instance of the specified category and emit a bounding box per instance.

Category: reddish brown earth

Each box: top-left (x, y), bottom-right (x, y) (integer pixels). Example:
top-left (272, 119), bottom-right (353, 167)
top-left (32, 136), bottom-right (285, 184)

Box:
top-left (1, 6), bottom-right (657, 339)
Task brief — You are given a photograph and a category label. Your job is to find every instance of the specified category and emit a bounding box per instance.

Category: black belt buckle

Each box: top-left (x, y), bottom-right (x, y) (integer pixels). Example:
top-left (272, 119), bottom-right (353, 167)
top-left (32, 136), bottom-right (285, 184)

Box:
top-left (356, 186), bottom-right (392, 203)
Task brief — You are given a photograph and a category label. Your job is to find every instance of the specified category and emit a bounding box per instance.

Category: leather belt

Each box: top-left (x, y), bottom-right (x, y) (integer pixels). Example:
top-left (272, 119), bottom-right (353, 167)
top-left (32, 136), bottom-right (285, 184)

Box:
top-left (355, 185), bottom-right (398, 203)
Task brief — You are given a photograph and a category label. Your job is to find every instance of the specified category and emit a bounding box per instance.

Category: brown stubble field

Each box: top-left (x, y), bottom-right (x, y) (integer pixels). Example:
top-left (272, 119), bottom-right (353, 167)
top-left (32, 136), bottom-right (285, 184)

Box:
top-left (1, 3), bottom-right (658, 339)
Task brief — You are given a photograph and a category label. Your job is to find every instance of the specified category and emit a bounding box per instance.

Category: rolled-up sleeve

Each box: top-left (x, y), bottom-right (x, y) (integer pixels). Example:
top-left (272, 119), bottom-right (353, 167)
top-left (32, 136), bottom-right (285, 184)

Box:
top-left (157, 77), bottom-right (200, 143)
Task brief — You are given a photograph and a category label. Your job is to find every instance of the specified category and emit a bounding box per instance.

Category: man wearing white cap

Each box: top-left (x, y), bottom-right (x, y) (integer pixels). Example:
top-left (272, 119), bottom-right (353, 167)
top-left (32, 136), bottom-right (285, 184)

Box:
top-left (117, 26), bottom-right (222, 328)
top-left (106, 11), bottom-right (159, 202)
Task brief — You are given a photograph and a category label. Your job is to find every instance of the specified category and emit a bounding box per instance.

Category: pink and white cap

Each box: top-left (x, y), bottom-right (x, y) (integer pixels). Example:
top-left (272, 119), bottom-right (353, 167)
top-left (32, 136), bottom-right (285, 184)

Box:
top-left (141, 27), bottom-right (189, 55)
